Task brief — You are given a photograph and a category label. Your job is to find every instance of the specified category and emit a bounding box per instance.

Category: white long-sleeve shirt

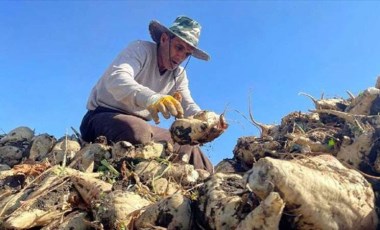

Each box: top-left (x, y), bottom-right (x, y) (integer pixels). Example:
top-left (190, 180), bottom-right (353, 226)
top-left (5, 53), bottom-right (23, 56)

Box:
top-left (86, 40), bottom-right (201, 120)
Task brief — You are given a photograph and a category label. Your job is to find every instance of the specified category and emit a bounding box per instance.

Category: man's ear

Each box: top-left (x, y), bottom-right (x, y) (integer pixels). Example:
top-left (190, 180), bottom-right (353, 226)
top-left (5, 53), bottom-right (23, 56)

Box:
top-left (160, 32), bottom-right (169, 44)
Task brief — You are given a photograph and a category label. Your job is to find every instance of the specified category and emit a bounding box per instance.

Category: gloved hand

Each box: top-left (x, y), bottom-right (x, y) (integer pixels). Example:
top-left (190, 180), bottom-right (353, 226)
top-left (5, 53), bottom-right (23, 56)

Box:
top-left (147, 94), bottom-right (184, 124)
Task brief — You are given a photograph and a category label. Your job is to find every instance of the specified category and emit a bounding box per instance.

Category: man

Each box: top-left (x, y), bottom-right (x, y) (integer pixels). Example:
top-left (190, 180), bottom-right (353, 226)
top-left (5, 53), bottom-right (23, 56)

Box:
top-left (80, 16), bottom-right (218, 173)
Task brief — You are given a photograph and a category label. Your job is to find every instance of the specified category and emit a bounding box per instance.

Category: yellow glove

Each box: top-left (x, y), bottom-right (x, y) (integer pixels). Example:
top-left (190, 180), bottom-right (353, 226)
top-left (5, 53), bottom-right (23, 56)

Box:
top-left (147, 95), bottom-right (184, 124)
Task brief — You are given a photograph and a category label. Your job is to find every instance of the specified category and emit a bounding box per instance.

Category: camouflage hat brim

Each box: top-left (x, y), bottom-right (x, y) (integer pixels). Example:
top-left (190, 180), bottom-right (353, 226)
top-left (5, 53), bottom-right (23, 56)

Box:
top-left (149, 20), bottom-right (210, 61)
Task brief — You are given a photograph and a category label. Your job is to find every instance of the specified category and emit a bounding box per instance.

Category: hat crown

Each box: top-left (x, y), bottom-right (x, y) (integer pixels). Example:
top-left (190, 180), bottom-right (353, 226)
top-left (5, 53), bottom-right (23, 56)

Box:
top-left (169, 16), bottom-right (201, 47)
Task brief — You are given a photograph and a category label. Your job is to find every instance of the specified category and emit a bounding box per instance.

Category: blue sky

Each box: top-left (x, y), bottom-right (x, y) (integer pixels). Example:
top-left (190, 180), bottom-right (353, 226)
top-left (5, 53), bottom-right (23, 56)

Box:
top-left (1, 1), bottom-right (379, 165)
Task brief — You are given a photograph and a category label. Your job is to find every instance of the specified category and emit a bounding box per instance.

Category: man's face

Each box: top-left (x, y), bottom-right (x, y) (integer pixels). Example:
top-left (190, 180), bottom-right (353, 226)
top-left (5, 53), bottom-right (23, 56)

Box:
top-left (158, 33), bottom-right (194, 71)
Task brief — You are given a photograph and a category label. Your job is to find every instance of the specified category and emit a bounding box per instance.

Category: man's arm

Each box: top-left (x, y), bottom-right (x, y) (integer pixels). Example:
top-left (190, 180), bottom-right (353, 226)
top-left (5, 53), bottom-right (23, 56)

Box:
top-left (103, 41), bottom-right (157, 110)
top-left (100, 41), bottom-right (184, 122)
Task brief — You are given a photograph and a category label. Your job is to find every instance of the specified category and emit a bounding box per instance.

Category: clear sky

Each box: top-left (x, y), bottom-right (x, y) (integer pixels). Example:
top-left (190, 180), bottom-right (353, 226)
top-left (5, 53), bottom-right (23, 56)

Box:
top-left (1, 1), bottom-right (379, 165)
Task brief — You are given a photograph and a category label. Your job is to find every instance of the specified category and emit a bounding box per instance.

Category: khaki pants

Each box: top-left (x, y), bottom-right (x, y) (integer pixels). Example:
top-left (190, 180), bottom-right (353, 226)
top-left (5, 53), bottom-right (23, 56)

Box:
top-left (80, 107), bottom-right (213, 173)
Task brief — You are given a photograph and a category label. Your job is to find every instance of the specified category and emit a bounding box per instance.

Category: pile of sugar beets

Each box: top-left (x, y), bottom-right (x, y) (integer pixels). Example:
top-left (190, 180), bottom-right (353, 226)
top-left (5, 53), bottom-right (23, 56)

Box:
top-left (2, 78), bottom-right (380, 229)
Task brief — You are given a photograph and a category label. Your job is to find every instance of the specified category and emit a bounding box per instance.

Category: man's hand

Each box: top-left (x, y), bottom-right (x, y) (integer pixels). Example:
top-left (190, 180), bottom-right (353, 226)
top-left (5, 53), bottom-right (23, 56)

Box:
top-left (147, 95), bottom-right (184, 124)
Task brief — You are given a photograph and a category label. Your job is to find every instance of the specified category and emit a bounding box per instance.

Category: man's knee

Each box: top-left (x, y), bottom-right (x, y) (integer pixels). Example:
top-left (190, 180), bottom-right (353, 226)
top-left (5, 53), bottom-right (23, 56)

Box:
top-left (113, 114), bottom-right (152, 144)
